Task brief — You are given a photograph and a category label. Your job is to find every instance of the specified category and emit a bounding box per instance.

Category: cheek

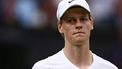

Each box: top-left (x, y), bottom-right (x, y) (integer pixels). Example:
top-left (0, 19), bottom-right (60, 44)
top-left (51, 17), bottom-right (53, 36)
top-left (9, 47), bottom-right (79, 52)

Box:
top-left (63, 25), bottom-right (73, 36)
top-left (83, 23), bottom-right (93, 36)
top-left (86, 22), bottom-right (93, 30)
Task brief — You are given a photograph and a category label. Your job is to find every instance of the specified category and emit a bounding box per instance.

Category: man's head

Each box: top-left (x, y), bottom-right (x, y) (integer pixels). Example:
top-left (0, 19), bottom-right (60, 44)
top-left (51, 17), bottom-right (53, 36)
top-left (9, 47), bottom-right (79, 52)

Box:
top-left (57, 0), bottom-right (93, 46)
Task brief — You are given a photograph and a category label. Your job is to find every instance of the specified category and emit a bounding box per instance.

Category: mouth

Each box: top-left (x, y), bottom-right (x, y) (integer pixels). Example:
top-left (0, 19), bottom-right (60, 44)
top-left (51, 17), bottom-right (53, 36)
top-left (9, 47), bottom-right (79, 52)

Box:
top-left (73, 32), bottom-right (86, 35)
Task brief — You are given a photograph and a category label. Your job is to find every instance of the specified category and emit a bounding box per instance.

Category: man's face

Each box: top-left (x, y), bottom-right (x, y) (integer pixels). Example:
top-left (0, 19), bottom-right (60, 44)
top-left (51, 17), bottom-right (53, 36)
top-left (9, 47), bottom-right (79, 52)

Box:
top-left (58, 7), bottom-right (93, 46)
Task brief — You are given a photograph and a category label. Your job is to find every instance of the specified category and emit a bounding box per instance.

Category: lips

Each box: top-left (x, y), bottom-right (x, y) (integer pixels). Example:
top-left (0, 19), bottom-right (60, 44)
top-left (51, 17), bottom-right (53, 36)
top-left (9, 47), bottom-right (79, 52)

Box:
top-left (73, 31), bottom-right (85, 35)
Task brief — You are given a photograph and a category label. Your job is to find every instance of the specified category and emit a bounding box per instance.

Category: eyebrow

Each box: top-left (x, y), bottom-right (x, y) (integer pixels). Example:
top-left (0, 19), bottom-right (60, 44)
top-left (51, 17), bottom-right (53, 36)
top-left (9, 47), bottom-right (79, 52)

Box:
top-left (64, 15), bottom-right (88, 19)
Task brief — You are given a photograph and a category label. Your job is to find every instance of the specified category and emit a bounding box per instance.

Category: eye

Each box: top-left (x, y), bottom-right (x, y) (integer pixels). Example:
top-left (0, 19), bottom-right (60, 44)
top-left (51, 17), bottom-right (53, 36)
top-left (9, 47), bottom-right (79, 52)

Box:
top-left (65, 17), bottom-right (76, 24)
top-left (80, 17), bottom-right (88, 22)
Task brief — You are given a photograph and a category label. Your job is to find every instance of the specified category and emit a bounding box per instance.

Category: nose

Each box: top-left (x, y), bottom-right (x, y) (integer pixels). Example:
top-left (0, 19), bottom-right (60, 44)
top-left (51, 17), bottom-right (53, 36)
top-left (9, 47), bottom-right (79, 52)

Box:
top-left (75, 20), bottom-right (83, 29)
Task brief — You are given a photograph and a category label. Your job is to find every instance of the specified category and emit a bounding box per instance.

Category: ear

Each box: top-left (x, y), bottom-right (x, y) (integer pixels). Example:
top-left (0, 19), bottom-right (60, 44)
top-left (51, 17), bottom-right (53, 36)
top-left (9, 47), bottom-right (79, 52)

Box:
top-left (90, 17), bottom-right (94, 30)
top-left (57, 21), bottom-right (63, 34)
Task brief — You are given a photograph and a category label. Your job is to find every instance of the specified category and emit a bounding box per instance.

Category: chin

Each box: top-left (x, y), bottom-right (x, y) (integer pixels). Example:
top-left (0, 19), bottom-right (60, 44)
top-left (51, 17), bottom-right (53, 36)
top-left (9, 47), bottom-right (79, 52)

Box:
top-left (76, 37), bottom-right (86, 42)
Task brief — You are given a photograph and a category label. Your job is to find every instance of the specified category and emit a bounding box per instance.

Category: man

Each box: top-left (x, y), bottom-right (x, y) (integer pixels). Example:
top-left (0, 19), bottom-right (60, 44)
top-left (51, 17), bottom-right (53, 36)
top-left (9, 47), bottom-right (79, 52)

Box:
top-left (32, 0), bottom-right (118, 69)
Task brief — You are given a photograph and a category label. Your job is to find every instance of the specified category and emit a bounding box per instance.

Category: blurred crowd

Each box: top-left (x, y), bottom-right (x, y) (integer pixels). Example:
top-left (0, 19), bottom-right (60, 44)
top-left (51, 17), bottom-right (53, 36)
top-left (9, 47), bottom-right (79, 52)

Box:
top-left (0, 0), bottom-right (122, 69)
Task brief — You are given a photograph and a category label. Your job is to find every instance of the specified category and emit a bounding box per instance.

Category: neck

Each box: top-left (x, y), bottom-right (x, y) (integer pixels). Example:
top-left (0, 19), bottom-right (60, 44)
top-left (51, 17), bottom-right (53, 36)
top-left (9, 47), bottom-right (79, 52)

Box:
top-left (63, 41), bottom-right (93, 68)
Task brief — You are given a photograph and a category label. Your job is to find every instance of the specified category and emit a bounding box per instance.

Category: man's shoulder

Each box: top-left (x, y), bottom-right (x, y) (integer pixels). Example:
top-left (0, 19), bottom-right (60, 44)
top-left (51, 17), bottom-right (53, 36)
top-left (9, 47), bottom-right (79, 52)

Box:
top-left (32, 50), bottom-right (64, 69)
top-left (92, 53), bottom-right (118, 69)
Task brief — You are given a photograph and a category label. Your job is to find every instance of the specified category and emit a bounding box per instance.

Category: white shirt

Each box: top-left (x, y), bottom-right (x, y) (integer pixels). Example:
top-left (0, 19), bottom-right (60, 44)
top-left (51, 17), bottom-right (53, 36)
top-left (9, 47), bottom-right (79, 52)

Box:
top-left (32, 49), bottom-right (118, 69)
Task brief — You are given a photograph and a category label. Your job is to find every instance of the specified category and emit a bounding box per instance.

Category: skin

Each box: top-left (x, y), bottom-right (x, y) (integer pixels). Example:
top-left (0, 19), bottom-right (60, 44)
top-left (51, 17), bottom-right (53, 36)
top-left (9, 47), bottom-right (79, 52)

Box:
top-left (57, 6), bottom-right (93, 68)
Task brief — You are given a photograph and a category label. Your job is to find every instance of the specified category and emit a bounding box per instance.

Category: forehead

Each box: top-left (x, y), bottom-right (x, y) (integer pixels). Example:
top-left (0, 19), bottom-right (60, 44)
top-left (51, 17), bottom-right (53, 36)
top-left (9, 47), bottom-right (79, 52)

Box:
top-left (62, 6), bottom-right (89, 18)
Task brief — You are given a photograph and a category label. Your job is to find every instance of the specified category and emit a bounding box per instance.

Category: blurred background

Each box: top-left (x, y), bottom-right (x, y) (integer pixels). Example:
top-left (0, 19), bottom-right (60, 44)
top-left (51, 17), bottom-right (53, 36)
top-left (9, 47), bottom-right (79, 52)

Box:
top-left (0, 0), bottom-right (122, 69)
